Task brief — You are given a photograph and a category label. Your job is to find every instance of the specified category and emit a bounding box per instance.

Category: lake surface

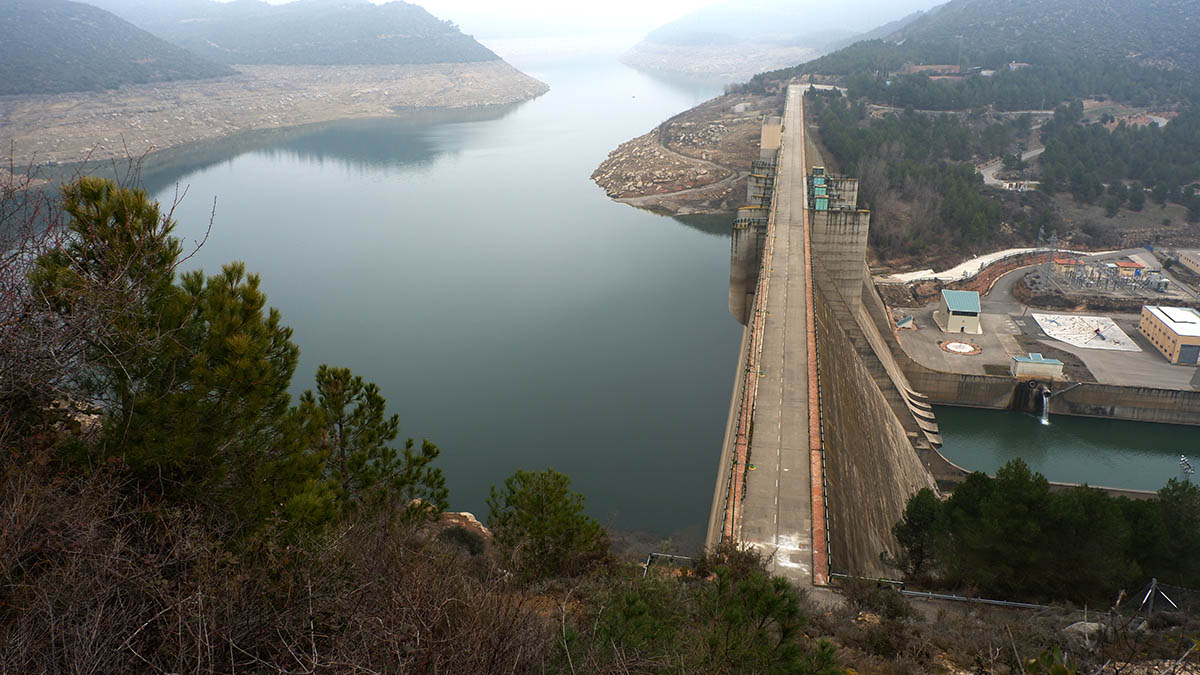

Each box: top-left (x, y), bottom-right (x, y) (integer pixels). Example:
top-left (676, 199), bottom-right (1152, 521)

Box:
top-left (145, 52), bottom-right (740, 546)
top-left (935, 406), bottom-right (1199, 491)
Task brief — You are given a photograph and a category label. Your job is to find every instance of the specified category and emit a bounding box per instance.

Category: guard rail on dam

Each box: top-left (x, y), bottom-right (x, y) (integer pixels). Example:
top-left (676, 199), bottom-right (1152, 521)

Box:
top-left (707, 85), bottom-right (940, 584)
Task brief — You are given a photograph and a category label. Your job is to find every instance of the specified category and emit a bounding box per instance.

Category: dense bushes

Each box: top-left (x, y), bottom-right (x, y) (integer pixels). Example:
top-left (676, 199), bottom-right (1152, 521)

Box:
top-left (564, 546), bottom-right (841, 674)
top-left (890, 460), bottom-right (1200, 604)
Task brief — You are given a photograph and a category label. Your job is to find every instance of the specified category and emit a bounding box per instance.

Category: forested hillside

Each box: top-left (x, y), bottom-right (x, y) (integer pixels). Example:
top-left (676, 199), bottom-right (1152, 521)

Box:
top-left (893, 0), bottom-right (1200, 72)
top-left (755, 0), bottom-right (1200, 109)
top-left (807, 91), bottom-right (1039, 254)
top-left (87, 0), bottom-right (499, 66)
top-left (1037, 103), bottom-right (1200, 220)
top-left (0, 0), bottom-right (233, 96)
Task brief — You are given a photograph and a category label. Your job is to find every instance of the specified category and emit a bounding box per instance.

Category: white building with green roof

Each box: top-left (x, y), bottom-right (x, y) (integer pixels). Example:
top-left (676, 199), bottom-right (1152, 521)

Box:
top-left (935, 289), bottom-right (982, 335)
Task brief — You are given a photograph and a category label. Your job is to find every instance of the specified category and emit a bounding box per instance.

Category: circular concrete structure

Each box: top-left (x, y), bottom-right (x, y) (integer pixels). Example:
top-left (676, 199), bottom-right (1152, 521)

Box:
top-left (940, 340), bottom-right (982, 355)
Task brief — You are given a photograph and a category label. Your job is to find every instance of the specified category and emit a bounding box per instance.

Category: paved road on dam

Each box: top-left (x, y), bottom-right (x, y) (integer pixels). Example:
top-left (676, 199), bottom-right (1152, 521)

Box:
top-left (736, 86), bottom-right (818, 584)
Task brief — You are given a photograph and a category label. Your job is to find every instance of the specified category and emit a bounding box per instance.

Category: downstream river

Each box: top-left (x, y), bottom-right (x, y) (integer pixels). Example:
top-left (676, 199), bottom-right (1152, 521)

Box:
top-left (145, 51), bottom-right (739, 546)
top-left (935, 406), bottom-right (1198, 492)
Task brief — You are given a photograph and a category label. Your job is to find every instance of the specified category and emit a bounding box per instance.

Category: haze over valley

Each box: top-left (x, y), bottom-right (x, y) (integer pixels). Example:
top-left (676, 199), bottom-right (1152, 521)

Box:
top-left (621, 0), bottom-right (944, 83)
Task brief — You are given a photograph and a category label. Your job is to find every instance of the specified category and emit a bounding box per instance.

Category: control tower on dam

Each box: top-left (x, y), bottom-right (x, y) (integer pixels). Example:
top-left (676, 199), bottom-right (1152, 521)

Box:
top-left (708, 85), bottom-right (941, 583)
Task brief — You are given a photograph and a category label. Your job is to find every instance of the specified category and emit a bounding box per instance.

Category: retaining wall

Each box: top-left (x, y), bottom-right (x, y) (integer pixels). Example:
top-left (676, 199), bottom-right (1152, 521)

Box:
top-left (1051, 383), bottom-right (1200, 426)
top-left (896, 347), bottom-right (1200, 427)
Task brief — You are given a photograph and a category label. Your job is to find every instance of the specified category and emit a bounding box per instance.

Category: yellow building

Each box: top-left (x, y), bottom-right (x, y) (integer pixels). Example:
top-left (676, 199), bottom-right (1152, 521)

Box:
top-left (1114, 260), bottom-right (1144, 278)
top-left (1052, 257), bottom-right (1084, 275)
top-left (1139, 305), bottom-right (1200, 365)
top-left (1178, 250), bottom-right (1200, 275)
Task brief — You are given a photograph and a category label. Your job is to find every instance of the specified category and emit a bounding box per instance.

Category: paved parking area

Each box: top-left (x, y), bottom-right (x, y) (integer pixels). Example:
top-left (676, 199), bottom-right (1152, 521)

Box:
top-left (897, 305), bottom-right (1022, 376)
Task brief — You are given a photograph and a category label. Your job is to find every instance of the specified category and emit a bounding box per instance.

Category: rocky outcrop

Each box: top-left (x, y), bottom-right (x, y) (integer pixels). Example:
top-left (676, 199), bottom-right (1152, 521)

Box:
top-left (591, 128), bottom-right (731, 199)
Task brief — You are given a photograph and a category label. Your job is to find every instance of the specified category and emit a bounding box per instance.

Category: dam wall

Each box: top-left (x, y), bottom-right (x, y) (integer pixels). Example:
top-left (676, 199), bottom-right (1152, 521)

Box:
top-left (814, 280), bottom-right (938, 577)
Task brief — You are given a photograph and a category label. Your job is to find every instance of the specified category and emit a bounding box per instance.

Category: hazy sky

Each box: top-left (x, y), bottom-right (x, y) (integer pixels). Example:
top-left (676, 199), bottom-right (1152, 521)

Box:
top-left (218, 0), bottom-right (947, 41)
top-left (237, 0), bottom-right (718, 35)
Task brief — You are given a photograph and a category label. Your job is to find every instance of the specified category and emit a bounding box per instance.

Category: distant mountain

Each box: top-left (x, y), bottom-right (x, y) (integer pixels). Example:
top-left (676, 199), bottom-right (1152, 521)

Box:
top-left (0, 0), bottom-right (233, 96)
top-left (621, 0), bottom-right (940, 82)
top-left (86, 0), bottom-right (500, 66)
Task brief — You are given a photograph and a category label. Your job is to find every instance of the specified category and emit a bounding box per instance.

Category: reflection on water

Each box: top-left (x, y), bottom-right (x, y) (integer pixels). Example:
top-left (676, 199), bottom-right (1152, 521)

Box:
top-left (142, 57), bottom-right (738, 547)
top-left (139, 105), bottom-right (526, 196)
top-left (935, 406), bottom-right (1200, 492)
top-left (671, 212), bottom-right (735, 238)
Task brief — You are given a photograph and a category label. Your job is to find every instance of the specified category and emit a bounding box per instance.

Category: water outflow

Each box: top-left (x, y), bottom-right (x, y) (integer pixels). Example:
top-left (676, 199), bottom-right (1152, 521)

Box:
top-left (1040, 389), bottom-right (1051, 426)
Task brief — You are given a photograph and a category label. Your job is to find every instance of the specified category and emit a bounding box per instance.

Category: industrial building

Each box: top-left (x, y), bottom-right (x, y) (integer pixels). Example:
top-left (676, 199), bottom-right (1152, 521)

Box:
top-left (1177, 250), bottom-right (1200, 276)
top-left (1011, 353), bottom-right (1065, 379)
top-left (1052, 257), bottom-right (1084, 275)
top-left (1112, 260), bottom-right (1145, 278)
top-left (934, 290), bottom-right (982, 334)
top-left (1139, 305), bottom-right (1200, 365)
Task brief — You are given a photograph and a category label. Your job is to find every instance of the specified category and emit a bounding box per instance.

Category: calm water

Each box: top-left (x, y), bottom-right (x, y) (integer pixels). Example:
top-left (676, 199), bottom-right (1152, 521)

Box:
top-left (145, 54), bottom-right (740, 544)
top-left (935, 406), bottom-right (1200, 491)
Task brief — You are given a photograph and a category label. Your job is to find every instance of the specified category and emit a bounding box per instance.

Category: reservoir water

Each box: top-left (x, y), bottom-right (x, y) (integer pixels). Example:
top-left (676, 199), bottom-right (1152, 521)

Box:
top-left (934, 406), bottom-right (1200, 492)
top-left (143, 51), bottom-right (739, 545)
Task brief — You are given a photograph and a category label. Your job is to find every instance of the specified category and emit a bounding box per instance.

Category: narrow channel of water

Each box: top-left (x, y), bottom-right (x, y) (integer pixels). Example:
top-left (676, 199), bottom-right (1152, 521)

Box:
top-left (934, 406), bottom-right (1200, 491)
top-left (144, 52), bottom-right (740, 546)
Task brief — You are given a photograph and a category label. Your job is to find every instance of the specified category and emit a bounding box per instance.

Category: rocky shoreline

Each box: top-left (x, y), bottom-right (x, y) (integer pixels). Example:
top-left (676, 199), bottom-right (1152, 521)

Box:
top-left (0, 61), bottom-right (548, 168)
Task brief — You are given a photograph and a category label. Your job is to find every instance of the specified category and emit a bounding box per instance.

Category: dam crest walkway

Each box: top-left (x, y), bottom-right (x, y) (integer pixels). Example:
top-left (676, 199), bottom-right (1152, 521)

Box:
top-left (707, 86), bottom-right (827, 586)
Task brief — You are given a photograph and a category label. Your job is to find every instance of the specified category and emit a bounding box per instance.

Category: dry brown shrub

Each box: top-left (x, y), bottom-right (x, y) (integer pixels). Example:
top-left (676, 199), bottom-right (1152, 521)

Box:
top-left (0, 464), bottom-right (554, 673)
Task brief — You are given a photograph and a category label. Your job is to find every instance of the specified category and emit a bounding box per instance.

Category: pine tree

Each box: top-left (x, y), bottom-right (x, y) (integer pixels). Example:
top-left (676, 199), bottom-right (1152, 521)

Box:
top-left (487, 468), bottom-right (608, 581)
top-left (32, 178), bottom-right (335, 533)
top-left (30, 177), bottom-right (183, 415)
top-left (302, 365), bottom-right (448, 521)
top-left (1157, 478), bottom-right (1200, 586)
top-left (891, 488), bottom-right (942, 578)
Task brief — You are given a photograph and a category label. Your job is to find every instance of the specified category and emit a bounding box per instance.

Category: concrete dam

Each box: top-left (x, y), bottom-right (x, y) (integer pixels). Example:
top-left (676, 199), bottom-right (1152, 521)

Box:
top-left (707, 85), bottom-right (943, 583)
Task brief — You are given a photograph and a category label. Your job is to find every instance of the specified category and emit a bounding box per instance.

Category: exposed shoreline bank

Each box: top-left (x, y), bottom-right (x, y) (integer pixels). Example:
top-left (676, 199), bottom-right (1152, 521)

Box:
top-left (591, 92), bottom-right (783, 216)
top-left (1, 61), bottom-right (549, 169)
